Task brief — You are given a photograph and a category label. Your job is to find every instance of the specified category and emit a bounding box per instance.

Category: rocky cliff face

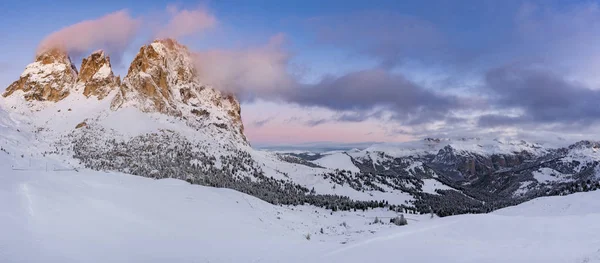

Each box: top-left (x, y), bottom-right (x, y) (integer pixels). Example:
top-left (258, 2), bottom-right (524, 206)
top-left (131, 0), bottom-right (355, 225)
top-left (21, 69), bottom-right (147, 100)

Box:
top-left (77, 50), bottom-right (119, 99)
top-left (111, 39), bottom-right (246, 142)
top-left (2, 39), bottom-right (246, 142)
top-left (2, 48), bottom-right (119, 102)
top-left (3, 48), bottom-right (78, 102)
top-left (111, 39), bottom-right (184, 114)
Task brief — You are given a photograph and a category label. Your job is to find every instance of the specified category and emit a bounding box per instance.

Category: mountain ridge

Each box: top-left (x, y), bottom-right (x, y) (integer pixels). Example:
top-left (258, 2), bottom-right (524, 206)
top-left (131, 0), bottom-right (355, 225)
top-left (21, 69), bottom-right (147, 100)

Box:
top-left (1, 38), bottom-right (246, 143)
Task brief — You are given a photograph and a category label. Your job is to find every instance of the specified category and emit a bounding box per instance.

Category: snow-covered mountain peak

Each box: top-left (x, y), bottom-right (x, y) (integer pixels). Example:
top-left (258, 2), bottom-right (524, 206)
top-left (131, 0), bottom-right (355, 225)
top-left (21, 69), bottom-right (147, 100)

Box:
top-left (2, 48), bottom-right (78, 102)
top-left (34, 48), bottom-right (75, 66)
top-left (562, 140), bottom-right (600, 167)
top-left (78, 50), bottom-right (112, 82)
top-left (110, 38), bottom-right (246, 143)
top-left (111, 37), bottom-right (204, 114)
top-left (77, 50), bottom-right (119, 100)
top-left (568, 140), bottom-right (600, 150)
top-left (1, 38), bottom-right (248, 153)
top-left (151, 38), bottom-right (191, 52)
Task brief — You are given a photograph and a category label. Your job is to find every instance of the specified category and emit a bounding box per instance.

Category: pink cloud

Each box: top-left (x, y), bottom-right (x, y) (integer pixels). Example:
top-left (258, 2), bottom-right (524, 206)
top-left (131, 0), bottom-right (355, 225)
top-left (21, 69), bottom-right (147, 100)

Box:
top-left (245, 118), bottom-right (410, 144)
top-left (241, 102), bottom-right (413, 144)
top-left (156, 6), bottom-right (217, 39)
top-left (192, 34), bottom-right (294, 98)
top-left (37, 10), bottom-right (140, 55)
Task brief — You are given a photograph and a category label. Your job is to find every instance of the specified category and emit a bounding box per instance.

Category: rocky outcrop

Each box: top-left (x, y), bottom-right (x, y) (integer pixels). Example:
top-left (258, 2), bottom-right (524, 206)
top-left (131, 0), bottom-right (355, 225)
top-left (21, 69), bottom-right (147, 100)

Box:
top-left (77, 50), bottom-right (119, 99)
top-left (111, 38), bottom-right (247, 143)
top-left (75, 121), bottom-right (88, 129)
top-left (2, 48), bottom-right (119, 102)
top-left (111, 39), bottom-right (197, 115)
top-left (225, 94), bottom-right (245, 134)
top-left (2, 48), bottom-right (78, 102)
top-left (569, 140), bottom-right (600, 150)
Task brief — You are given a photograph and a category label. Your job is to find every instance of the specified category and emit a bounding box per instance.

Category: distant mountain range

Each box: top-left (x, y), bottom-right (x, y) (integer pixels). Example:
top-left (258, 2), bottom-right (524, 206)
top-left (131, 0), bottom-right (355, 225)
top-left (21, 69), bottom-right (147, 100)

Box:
top-left (255, 141), bottom-right (381, 153)
top-left (287, 138), bottom-right (600, 216)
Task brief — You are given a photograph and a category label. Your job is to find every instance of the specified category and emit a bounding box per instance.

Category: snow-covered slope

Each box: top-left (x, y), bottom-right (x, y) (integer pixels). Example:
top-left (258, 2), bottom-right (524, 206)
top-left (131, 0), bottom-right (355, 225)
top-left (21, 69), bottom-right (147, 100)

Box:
top-left (2, 156), bottom-right (600, 262)
top-left (0, 169), bottom-right (321, 262)
top-left (421, 178), bottom-right (454, 194)
top-left (532, 167), bottom-right (572, 183)
top-left (494, 190), bottom-right (600, 217)
top-left (313, 153), bottom-right (360, 173)
top-left (0, 153), bottom-right (417, 262)
top-left (314, 190), bottom-right (600, 263)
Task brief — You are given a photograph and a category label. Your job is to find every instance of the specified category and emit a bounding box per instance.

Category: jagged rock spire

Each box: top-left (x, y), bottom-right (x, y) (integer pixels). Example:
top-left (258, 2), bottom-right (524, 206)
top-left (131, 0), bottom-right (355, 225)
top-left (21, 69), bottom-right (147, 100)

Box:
top-left (111, 38), bottom-right (246, 142)
top-left (2, 48), bottom-right (121, 102)
top-left (77, 50), bottom-right (119, 99)
top-left (111, 38), bottom-right (198, 114)
top-left (3, 48), bottom-right (78, 102)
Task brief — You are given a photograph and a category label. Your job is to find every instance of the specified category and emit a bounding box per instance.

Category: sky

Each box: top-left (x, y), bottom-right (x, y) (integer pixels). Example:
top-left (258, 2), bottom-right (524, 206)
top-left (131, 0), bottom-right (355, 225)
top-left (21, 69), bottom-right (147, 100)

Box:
top-left (2, 0), bottom-right (600, 145)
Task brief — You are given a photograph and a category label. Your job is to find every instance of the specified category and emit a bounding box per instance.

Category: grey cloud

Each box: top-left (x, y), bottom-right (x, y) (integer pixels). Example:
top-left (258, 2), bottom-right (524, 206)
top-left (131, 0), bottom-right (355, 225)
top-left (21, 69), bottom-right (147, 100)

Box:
top-left (383, 127), bottom-right (412, 137)
top-left (283, 116), bottom-right (302, 124)
top-left (479, 65), bottom-right (600, 127)
top-left (336, 112), bottom-right (371, 123)
top-left (188, 13), bottom-right (468, 130)
top-left (299, 111), bottom-right (384, 127)
top-left (251, 118), bottom-right (272, 128)
top-left (204, 3), bottom-right (600, 140)
top-left (283, 69), bottom-right (462, 125)
top-left (304, 118), bottom-right (329, 127)
top-left (477, 114), bottom-right (528, 127)
top-left (336, 111), bottom-right (384, 123)
top-left (270, 2), bottom-right (600, 139)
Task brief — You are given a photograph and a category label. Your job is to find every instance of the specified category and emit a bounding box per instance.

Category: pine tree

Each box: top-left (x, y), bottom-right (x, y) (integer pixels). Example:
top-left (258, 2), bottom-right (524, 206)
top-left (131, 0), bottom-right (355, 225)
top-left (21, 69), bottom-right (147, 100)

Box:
top-left (400, 214), bottom-right (408, 225)
top-left (391, 214), bottom-right (408, 226)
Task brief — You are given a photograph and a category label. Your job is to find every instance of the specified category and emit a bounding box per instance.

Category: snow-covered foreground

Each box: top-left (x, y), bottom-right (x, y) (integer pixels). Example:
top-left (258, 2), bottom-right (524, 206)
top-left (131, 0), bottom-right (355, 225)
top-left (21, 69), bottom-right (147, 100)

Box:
top-left (2, 167), bottom-right (600, 263)
top-left (324, 192), bottom-right (600, 263)
top-left (0, 168), bottom-right (410, 263)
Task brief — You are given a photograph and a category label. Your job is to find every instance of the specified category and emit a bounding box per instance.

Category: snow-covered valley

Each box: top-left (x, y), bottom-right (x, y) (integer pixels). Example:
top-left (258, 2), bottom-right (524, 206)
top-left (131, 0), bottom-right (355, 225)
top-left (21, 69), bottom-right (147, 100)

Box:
top-left (2, 163), bottom-right (600, 262)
